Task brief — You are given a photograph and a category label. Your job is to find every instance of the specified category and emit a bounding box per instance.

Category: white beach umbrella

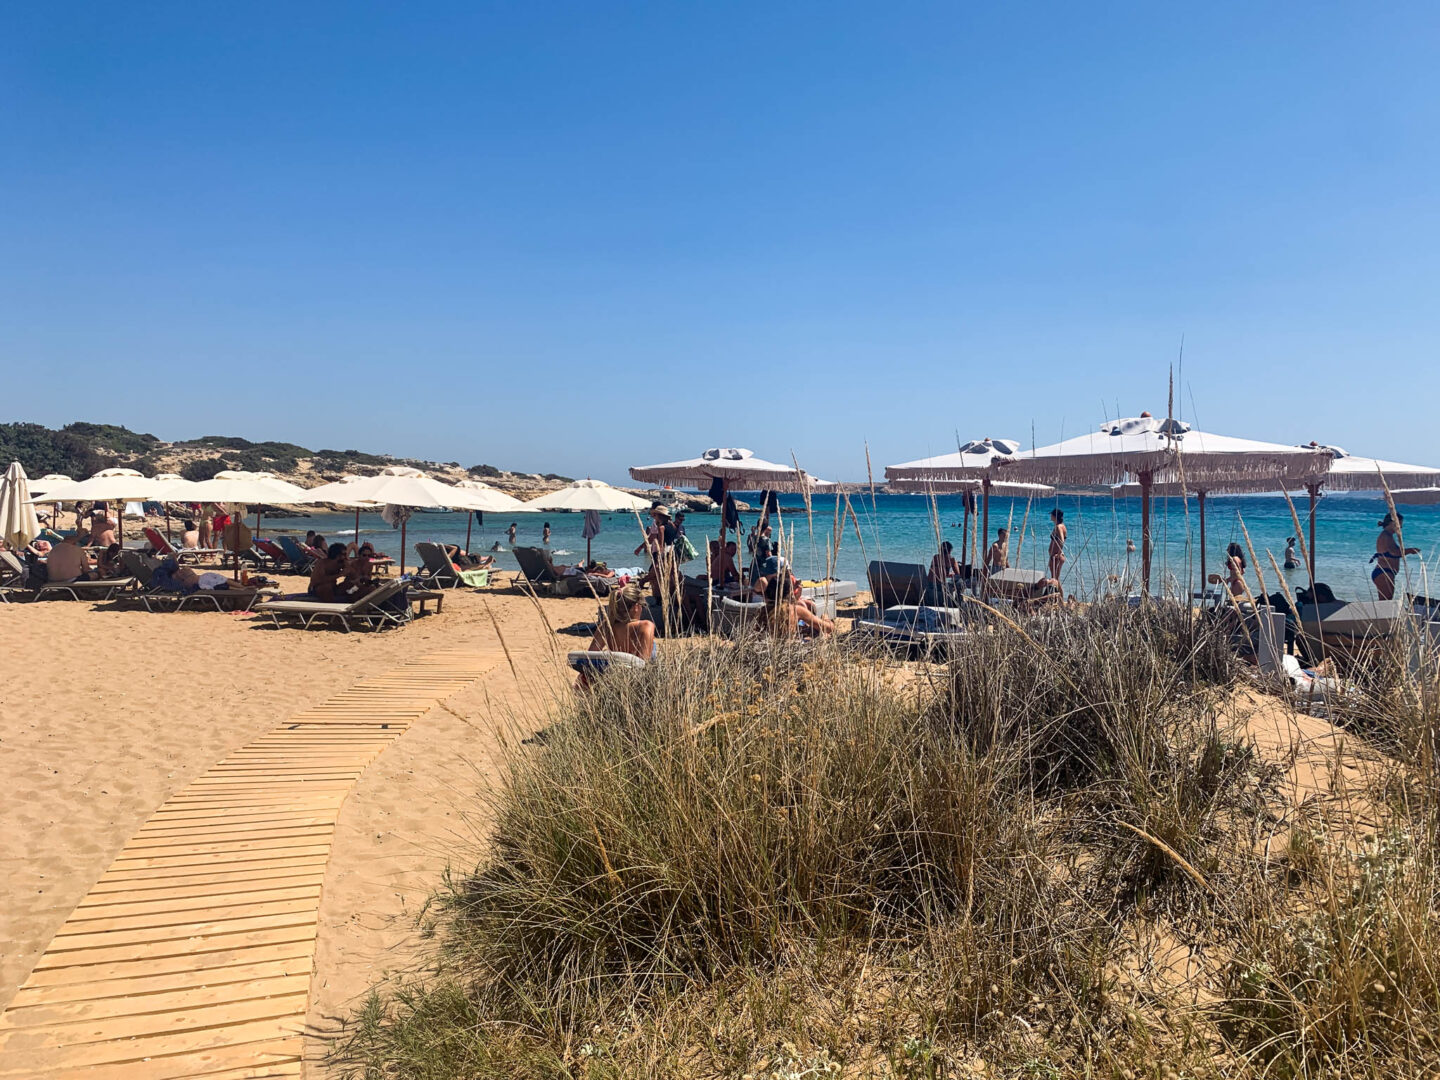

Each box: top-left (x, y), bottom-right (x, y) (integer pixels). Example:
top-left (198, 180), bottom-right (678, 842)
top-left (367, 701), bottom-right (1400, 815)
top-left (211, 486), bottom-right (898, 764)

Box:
top-left (452, 479), bottom-right (531, 555)
top-left (527, 479), bottom-right (652, 565)
top-left (1291, 445), bottom-right (1440, 578)
top-left (150, 473), bottom-right (186, 540)
top-left (886, 438), bottom-right (1035, 564)
top-left (1392, 488), bottom-right (1440, 506)
top-left (1, 462), bottom-right (41, 549)
top-left (294, 466), bottom-right (473, 574)
top-left (32, 467), bottom-right (162, 505)
top-left (629, 447), bottom-right (824, 494)
top-left (1000, 415), bottom-right (1331, 594)
top-left (31, 468), bottom-right (170, 542)
top-left (160, 471), bottom-right (313, 572)
top-left (630, 447), bottom-right (826, 559)
top-left (27, 473), bottom-right (72, 497)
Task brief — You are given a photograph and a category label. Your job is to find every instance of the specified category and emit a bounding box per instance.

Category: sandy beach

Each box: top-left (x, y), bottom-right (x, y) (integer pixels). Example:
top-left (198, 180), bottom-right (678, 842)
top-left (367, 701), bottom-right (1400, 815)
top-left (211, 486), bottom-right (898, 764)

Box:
top-left (0, 576), bottom-right (581, 1063)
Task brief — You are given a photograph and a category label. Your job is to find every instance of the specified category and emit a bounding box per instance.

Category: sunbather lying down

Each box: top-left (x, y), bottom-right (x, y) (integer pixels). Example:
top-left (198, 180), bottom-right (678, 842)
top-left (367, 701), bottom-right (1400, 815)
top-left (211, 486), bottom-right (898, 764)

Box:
top-left (442, 544), bottom-right (494, 569)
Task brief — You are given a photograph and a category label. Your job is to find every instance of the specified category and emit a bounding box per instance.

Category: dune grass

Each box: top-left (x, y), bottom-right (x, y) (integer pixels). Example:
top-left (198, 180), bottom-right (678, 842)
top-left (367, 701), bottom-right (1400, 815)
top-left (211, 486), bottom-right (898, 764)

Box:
top-left (334, 602), bottom-right (1440, 1079)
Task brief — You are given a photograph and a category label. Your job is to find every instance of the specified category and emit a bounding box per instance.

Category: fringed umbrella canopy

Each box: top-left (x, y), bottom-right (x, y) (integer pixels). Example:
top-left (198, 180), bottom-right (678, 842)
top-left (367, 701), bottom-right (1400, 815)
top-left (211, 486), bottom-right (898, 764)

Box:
top-left (884, 438), bottom-right (1023, 485)
top-left (629, 447), bottom-right (824, 493)
top-left (1002, 417), bottom-right (1330, 488)
top-left (1002, 416), bottom-right (1330, 595)
top-left (451, 480), bottom-right (531, 513)
top-left (1392, 488), bottom-right (1440, 506)
top-left (1300, 444), bottom-right (1440, 492)
top-left (27, 473), bottom-right (72, 497)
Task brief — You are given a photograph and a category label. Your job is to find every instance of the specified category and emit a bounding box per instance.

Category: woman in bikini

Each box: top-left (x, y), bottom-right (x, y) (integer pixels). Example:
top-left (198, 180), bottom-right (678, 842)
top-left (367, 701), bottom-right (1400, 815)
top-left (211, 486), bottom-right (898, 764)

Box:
top-left (1224, 542), bottom-right (1247, 598)
top-left (587, 583), bottom-right (657, 660)
top-left (1371, 514), bottom-right (1420, 601)
top-left (1048, 509), bottom-right (1066, 582)
top-left (764, 574), bottom-right (833, 638)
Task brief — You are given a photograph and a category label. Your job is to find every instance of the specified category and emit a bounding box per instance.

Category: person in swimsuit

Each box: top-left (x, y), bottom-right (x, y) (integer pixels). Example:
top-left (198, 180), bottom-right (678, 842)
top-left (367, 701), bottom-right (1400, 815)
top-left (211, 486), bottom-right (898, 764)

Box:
top-left (764, 574), bottom-right (833, 638)
top-left (1283, 537), bottom-right (1302, 570)
top-left (507, 523), bottom-right (517, 545)
top-left (1048, 509), bottom-right (1066, 582)
top-left (986, 527), bottom-right (1010, 574)
top-left (542, 522), bottom-right (551, 545)
top-left (307, 542), bottom-right (347, 602)
top-left (1371, 514), bottom-right (1419, 601)
top-left (928, 541), bottom-right (960, 584)
top-left (587, 583), bottom-right (657, 657)
top-left (1224, 542), bottom-right (1247, 598)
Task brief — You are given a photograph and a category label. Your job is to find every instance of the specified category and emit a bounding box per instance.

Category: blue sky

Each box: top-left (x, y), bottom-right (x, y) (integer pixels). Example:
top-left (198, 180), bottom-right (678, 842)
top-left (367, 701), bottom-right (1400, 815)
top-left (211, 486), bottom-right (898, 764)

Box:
top-left (3, 3), bottom-right (1437, 482)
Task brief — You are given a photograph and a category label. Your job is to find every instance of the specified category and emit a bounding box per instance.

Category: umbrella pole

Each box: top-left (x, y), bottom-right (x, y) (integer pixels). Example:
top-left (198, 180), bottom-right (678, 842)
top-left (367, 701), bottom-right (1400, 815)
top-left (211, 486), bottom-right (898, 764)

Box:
top-left (1140, 471), bottom-right (1154, 596)
top-left (400, 517), bottom-right (407, 577)
top-left (355, 508), bottom-right (361, 549)
top-left (981, 477), bottom-right (991, 563)
top-left (960, 497), bottom-right (969, 567)
top-left (1307, 482), bottom-right (1319, 580)
top-left (1197, 490), bottom-right (1207, 601)
top-left (465, 512), bottom-right (473, 556)
top-left (165, 507), bottom-right (172, 543)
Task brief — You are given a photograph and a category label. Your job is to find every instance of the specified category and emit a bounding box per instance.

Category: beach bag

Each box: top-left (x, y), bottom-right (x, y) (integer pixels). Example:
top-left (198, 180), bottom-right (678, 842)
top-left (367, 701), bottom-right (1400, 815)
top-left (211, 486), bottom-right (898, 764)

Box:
top-left (673, 533), bottom-right (699, 564)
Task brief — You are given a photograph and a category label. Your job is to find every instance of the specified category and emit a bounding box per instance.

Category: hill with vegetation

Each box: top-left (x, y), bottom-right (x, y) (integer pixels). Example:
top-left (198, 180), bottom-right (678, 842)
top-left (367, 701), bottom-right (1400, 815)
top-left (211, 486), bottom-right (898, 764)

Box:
top-left (0, 420), bottom-right (575, 497)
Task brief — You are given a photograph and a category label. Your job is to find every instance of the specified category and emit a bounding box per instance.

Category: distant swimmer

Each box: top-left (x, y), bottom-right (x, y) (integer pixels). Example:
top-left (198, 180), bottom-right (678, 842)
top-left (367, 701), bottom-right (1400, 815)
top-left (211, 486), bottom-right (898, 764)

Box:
top-left (1284, 536), bottom-right (1302, 570)
top-left (1126, 538), bottom-right (1136, 554)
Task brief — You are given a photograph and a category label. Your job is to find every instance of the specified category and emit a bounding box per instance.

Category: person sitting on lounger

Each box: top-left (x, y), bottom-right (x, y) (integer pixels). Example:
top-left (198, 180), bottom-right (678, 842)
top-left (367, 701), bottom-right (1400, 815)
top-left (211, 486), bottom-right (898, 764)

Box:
top-left (765, 574), bottom-right (834, 638)
top-left (707, 539), bottom-right (741, 588)
top-left (91, 507), bottom-right (117, 549)
top-left (986, 528), bottom-right (1010, 574)
top-left (308, 542), bottom-right (348, 602)
top-left (587, 582), bottom-right (657, 661)
top-left (96, 543), bottom-right (125, 579)
top-left (46, 533), bottom-right (94, 584)
top-left (181, 520), bottom-right (201, 549)
top-left (929, 541), bottom-right (960, 584)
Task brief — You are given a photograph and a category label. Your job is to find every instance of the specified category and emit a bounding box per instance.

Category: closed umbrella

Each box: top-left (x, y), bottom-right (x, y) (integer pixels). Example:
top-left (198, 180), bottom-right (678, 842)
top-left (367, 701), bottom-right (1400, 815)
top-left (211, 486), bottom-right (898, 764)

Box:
top-left (1001, 415), bottom-right (1330, 595)
top-left (527, 479), bottom-right (651, 566)
top-left (1, 462), bottom-right (41, 549)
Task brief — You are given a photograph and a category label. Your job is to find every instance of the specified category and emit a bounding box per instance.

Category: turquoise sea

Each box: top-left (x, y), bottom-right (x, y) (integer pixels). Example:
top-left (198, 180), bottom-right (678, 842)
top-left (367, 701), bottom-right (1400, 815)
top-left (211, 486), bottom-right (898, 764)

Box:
top-left (260, 491), bottom-right (1440, 604)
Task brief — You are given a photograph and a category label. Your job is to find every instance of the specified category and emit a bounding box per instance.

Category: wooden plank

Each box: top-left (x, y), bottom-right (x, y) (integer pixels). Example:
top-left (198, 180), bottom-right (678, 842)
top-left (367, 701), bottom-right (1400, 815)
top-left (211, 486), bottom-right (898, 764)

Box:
top-left (0, 648), bottom-right (493, 1077)
top-left (70, 885), bottom-right (322, 924)
top-left (8, 956), bottom-right (312, 1005)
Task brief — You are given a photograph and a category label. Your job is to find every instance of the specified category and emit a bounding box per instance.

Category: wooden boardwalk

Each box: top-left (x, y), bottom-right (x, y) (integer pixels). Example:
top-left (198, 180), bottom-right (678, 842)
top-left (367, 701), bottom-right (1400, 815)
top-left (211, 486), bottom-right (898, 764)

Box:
top-left (0, 650), bottom-right (495, 1079)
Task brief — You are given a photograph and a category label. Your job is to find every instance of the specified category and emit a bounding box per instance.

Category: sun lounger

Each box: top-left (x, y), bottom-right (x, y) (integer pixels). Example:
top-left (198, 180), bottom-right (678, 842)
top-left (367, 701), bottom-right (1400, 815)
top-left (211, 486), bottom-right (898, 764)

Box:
top-left (1296, 598), bottom-right (1410, 647)
top-left (867, 561), bottom-right (929, 610)
top-left (1, 549), bottom-right (29, 592)
top-left (983, 568), bottom-right (1047, 600)
top-left (414, 541), bottom-right (491, 589)
top-left (718, 596), bottom-right (768, 636)
top-left (798, 579), bottom-right (858, 620)
top-left (513, 546), bottom-right (613, 598)
top-left (144, 527), bottom-right (225, 566)
top-left (276, 536), bottom-right (318, 574)
top-left (852, 604), bottom-right (971, 654)
top-left (254, 579), bottom-right (410, 632)
top-left (34, 576), bottom-right (138, 602)
top-left (567, 650), bottom-right (647, 677)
